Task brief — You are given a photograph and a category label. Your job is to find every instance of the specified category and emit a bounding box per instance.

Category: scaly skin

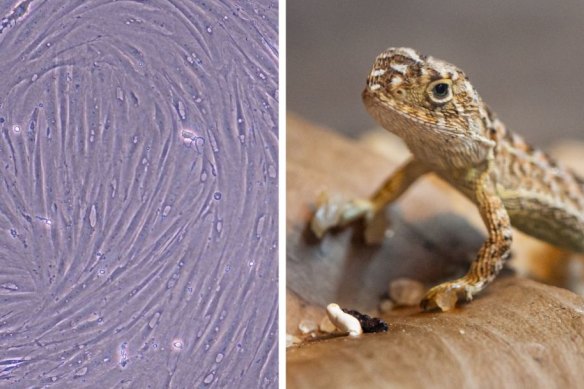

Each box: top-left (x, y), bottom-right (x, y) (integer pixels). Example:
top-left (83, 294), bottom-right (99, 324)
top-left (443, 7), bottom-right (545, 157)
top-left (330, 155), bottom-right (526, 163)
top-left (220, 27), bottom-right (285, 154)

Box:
top-left (312, 47), bottom-right (584, 311)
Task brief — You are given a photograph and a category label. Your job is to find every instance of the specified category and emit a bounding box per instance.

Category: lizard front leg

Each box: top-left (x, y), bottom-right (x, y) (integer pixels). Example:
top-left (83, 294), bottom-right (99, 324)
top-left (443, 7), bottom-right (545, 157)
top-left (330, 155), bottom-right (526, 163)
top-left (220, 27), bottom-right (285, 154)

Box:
top-left (421, 171), bottom-right (513, 311)
top-left (311, 158), bottom-right (428, 242)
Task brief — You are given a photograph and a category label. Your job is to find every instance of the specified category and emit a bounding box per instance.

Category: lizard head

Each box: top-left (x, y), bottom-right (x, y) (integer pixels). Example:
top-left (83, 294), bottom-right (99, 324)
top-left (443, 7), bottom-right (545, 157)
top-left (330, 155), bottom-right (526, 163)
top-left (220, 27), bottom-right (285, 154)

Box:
top-left (362, 47), bottom-right (495, 167)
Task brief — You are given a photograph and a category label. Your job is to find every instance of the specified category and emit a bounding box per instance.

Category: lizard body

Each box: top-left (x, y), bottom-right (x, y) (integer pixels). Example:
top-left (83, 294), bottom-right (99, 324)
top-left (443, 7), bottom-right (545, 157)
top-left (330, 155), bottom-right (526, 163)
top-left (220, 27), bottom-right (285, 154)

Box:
top-left (312, 47), bottom-right (584, 310)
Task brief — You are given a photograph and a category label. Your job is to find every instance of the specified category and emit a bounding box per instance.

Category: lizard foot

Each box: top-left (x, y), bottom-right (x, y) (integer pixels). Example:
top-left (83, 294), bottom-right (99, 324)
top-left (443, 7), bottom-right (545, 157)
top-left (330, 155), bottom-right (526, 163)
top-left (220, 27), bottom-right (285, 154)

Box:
top-left (420, 281), bottom-right (475, 312)
top-left (311, 192), bottom-right (382, 242)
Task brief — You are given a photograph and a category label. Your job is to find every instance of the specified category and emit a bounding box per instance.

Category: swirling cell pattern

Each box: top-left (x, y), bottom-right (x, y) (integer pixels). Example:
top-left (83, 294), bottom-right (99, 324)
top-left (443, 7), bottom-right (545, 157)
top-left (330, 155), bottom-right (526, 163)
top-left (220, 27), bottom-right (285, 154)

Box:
top-left (0, 0), bottom-right (278, 387)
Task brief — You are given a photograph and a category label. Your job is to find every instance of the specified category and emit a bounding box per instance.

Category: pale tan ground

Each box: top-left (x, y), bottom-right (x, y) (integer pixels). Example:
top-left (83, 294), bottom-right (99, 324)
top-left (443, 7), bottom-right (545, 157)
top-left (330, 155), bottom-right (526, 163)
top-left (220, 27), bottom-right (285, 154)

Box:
top-left (286, 113), bottom-right (584, 388)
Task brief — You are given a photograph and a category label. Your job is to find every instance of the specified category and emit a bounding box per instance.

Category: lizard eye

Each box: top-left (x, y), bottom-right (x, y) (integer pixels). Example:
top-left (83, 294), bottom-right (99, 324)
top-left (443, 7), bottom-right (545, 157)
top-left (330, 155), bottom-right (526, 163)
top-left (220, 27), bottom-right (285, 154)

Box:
top-left (433, 83), bottom-right (449, 97)
top-left (427, 79), bottom-right (453, 105)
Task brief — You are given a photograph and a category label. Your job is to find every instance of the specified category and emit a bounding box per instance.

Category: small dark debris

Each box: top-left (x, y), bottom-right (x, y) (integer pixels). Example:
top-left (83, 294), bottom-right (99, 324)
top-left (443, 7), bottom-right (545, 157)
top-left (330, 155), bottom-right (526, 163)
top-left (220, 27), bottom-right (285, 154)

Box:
top-left (342, 308), bottom-right (388, 333)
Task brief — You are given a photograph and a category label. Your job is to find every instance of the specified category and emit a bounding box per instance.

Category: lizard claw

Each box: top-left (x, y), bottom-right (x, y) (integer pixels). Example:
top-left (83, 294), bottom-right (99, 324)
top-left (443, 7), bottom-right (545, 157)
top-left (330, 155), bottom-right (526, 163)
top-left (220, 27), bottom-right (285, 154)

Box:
top-left (420, 282), bottom-right (473, 312)
top-left (310, 192), bottom-right (376, 238)
top-left (310, 192), bottom-right (346, 238)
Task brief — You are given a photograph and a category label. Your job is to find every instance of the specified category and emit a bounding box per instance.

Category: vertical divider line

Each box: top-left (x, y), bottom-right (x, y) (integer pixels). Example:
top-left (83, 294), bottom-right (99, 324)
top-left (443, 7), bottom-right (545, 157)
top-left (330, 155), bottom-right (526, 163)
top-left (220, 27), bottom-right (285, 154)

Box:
top-left (278, 0), bottom-right (287, 388)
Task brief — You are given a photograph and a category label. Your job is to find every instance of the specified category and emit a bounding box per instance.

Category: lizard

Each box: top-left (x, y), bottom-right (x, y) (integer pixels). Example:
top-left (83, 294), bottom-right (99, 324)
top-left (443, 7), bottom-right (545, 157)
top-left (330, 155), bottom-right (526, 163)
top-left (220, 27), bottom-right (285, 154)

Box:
top-left (311, 47), bottom-right (584, 311)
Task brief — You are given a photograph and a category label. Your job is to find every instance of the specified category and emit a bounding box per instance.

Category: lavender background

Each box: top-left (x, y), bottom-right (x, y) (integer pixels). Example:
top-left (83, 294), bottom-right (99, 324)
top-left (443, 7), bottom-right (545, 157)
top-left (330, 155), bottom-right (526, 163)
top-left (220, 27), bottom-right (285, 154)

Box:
top-left (0, 0), bottom-right (278, 387)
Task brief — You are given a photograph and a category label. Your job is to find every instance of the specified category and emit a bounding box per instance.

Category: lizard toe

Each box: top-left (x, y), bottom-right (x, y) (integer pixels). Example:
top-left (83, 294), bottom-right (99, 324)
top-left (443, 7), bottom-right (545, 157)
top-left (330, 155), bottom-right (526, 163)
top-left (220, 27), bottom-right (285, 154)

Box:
top-left (420, 282), bottom-right (471, 312)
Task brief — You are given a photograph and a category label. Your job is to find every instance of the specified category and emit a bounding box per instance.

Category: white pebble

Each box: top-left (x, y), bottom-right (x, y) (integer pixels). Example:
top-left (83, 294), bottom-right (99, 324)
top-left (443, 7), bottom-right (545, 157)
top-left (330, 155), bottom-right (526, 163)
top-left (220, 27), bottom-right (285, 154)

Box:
top-left (326, 303), bottom-right (362, 337)
top-left (379, 298), bottom-right (395, 313)
top-left (298, 319), bottom-right (318, 334)
top-left (389, 278), bottom-right (426, 306)
top-left (286, 334), bottom-right (302, 348)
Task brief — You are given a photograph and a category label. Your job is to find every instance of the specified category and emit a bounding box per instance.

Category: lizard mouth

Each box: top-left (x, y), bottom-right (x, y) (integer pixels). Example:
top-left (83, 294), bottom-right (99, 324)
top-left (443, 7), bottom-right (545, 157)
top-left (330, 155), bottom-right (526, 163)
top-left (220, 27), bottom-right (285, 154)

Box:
top-left (361, 87), bottom-right (372, 103)
top-left (362, 87), bottom-right (417, 125)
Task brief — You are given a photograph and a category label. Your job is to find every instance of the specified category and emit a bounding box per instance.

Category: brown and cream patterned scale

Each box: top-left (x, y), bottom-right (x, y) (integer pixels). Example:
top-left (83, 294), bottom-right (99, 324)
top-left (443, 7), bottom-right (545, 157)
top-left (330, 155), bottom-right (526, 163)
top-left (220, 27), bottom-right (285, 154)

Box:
top-left (311, 47), bottom-right (584, 311)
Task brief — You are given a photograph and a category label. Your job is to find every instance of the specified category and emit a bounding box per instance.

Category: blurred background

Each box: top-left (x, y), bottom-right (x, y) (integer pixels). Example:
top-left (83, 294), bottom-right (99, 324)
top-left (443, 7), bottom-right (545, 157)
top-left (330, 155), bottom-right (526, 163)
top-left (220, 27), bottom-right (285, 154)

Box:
top-left (288, 0), bottom-right (584, 146)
